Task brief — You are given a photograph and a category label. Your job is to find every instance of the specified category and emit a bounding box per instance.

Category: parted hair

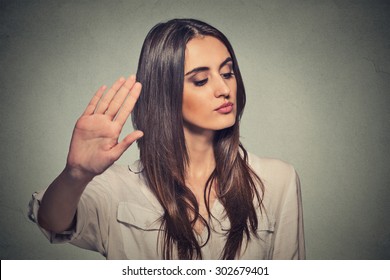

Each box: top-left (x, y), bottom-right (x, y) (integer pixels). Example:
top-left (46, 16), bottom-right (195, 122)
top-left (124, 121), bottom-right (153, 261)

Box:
top-left (132, 18), bottom-right (264, 259)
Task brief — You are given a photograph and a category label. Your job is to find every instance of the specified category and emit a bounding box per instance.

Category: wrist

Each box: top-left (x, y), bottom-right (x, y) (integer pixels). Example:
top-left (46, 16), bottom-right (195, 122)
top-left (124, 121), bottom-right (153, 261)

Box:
top-left (63, 165), bottom-right (95, 185)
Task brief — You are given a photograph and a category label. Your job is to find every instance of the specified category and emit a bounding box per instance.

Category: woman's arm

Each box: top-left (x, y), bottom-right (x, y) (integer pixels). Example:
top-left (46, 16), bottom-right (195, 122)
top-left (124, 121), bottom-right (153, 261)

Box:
top-left (37, 75), bottom-right (143, 233)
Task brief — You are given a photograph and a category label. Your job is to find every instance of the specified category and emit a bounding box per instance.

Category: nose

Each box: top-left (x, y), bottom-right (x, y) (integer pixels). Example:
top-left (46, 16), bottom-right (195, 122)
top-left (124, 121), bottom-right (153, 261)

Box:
top-left (213, 75), bottom-right (231, 98)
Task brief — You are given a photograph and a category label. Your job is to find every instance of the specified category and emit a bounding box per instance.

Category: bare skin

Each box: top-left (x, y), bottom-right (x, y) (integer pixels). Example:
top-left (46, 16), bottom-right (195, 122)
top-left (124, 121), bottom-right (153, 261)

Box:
top-left (183, 36), bottom-right (237, 233)
top-left (184, 129), bottom-right (217, 234)
top-left (38, 36), bottom-right (237, 236)
top-left (38, 75), bottom-right (143, 233)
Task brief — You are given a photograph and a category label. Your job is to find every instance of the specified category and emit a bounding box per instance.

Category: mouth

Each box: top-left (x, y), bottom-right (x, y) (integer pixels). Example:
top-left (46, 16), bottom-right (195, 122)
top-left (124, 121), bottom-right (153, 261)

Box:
top-left (215, 102), bottom-right (234, 114)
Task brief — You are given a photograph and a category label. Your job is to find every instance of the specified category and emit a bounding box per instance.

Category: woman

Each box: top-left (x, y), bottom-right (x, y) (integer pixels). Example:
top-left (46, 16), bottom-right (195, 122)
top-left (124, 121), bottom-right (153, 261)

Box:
top-left (29, 19), bottom-right (305, 259)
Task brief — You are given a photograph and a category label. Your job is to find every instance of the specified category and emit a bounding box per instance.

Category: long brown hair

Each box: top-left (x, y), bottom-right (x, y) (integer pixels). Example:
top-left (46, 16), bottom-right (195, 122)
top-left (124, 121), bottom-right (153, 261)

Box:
top-left (132, 19), bottom-right (264, 259)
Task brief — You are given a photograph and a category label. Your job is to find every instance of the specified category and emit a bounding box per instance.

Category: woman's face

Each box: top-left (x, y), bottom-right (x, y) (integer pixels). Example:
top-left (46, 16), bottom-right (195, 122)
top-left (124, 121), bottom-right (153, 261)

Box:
top-left (182, 36), bottom-right (237, 134)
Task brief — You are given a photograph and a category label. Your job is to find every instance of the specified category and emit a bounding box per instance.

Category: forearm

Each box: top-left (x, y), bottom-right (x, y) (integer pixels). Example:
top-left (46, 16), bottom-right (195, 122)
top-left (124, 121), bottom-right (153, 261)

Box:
top-left (37, 167), bottom-right (93, 233)
top-left (37, 75), bottom-right (142, 234)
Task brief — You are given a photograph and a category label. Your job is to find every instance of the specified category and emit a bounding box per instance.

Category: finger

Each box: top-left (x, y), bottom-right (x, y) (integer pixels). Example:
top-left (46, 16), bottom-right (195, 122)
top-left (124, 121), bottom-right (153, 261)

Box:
top-left (82, 85), bottom-right (107, 116)
top-left (115, 82), bottom-right (142, 126)
top-left (110, 130), bottom-right (144, 161)
top-left (94, 77), bottom-right (126, 114)
top-left (104, 75), bottom-right (136, 119)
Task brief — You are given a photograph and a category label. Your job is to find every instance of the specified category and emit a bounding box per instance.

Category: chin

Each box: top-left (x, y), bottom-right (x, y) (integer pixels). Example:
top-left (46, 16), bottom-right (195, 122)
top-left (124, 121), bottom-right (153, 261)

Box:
top-left (183, 116), bottom-right (236, 133)
top-left (213, 119), bottom-right (236, 131)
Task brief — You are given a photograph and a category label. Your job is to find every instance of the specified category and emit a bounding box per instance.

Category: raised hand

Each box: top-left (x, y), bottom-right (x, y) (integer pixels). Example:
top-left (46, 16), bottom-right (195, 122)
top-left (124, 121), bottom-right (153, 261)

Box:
top-left (66, 75), bottom-right (143, 181)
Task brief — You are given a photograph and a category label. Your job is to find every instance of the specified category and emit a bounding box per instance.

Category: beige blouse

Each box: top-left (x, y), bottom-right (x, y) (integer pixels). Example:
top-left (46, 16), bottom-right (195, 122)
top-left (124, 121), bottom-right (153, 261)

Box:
top-left (28, 154), bottom-right (305, 259)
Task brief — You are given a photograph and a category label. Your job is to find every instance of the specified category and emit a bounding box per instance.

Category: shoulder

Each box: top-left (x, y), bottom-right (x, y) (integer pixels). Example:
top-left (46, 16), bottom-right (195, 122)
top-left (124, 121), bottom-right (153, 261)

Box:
top-left (247, 153), bottom-right (298, 186)
top-left (91, 164), bottom-right (138, 191)
top-left (247, 153), bottom-right (302, 220)
top-left (92, 162), bottom-right (142, 186)
top-left (87, 162), bottom-right (161, 209)
top-left (85, 163), bottom-right (145, 202)
top-left (96, 163), bottom-right (133, 179)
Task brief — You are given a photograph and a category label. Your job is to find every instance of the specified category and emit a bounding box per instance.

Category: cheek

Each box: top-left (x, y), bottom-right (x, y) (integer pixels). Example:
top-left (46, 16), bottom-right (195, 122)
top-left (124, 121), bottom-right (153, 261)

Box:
top-left (183, 95), bottom-right (204, 118)
top-left (182, 87), bottom-right (210, 117)
top-left (183, 94), bottom-right (195, 110)
top-left (229, 80), bottom-right (237, 99)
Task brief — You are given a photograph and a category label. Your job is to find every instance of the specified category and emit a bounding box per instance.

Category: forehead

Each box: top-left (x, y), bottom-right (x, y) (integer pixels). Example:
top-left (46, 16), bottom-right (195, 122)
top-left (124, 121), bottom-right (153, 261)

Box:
top-left (184, 36), bottom-right (231, 70)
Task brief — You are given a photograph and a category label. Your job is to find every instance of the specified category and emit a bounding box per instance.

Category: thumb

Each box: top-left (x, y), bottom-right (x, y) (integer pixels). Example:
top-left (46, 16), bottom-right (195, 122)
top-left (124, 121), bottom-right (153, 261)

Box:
top-left (111, 130), bottom-right (144, 160)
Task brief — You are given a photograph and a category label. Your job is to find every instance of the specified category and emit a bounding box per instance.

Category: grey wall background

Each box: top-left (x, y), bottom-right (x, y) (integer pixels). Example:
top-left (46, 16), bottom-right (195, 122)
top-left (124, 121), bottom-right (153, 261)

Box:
top-left (0, 0), bottom-right (389, 260)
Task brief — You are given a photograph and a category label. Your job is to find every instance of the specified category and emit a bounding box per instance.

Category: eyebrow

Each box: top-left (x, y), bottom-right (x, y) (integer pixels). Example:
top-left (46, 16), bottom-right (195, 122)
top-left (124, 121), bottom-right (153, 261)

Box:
top-left (184, 57), bottom-right (233, 76)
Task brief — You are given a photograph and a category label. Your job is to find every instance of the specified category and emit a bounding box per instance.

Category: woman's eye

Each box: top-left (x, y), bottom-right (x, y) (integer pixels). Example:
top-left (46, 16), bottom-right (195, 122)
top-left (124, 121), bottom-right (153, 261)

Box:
top-left (221, 72), bottom-right (234, 79)
top-left (194, 79), bottom-right (208, 87)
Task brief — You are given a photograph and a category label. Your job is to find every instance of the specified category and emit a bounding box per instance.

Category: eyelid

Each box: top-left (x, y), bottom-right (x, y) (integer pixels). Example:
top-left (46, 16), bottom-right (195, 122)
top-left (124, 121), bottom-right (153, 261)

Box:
top-left (221, 72), bottom-right (234, 80)
top-left (189, 72), bottom-right (208, 86)
top-left (187, 61), bottom-right (234, 86)
top-left (221, 62), bottom-right (233, 72)
top-left (189, 70), bottom-right (208, 80)
top-left (221, 64), bottom-right (234, 76)
top-left (193, 78), bottom-right (208, 86)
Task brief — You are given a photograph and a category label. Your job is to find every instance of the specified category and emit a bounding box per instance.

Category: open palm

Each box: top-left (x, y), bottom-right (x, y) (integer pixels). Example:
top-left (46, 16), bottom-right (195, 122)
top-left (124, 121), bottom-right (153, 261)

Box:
top-left (66, 76), bottom-right (143, 179)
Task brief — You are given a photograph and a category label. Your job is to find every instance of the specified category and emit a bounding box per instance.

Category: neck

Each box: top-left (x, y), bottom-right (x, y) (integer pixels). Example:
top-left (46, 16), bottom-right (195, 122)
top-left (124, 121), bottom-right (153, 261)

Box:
top-left (183, 124), bottom-right (218, 234)
top-left (183, 125), bottom-right (215, 184)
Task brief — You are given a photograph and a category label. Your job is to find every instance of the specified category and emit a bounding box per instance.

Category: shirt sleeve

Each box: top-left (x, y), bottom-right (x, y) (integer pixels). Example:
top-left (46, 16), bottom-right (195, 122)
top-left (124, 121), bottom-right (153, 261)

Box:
top-left (271, 166), bottom-right (306, 259)
top-left (27, 176), bottom-right (112, 257)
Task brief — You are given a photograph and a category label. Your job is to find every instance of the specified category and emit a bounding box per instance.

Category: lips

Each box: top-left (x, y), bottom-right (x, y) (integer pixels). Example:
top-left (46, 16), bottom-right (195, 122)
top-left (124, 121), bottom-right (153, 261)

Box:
top-left (215, 102), bottom-right (234, 114)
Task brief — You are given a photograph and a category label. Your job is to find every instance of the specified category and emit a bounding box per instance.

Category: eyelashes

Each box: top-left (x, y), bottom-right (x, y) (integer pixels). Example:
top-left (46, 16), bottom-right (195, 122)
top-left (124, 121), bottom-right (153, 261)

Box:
top-left (221, 72), bottom-right (234, 79)
top-left (194, 79), bottom-right (208, 87)
top-left (193, 72), bottom-right (235, 87)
